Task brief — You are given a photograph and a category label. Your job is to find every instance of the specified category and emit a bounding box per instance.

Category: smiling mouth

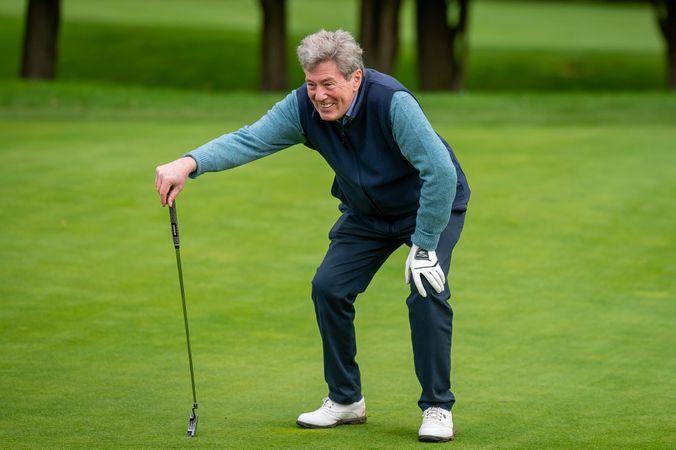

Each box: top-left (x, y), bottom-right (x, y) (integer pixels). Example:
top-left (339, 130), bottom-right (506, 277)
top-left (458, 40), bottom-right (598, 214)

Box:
top-left (318, 102), bottom-right (335, 109)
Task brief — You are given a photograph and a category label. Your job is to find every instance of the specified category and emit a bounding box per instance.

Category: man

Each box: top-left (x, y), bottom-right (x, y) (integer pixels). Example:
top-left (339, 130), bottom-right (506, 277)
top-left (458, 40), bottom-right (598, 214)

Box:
top-left (155, 29), bottom-right (470, 442)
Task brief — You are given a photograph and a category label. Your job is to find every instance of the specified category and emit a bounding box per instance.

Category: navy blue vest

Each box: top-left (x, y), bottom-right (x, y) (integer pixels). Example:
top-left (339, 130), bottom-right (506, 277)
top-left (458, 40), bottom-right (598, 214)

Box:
top-left (296, 69), bottom-right (469, 218)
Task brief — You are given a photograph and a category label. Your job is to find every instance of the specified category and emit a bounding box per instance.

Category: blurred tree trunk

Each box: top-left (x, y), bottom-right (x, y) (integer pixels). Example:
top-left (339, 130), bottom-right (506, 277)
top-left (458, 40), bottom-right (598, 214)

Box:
top-left (360, 0), bottom-right (402, 74)
top-left (416, 0), bottom-right (469, 91)
top-left (259, 0), bottom-right (288, 91)
top-left (21, 0), bottom-right (61, 80)
top-left (653, 0), bottom-right (676, 90)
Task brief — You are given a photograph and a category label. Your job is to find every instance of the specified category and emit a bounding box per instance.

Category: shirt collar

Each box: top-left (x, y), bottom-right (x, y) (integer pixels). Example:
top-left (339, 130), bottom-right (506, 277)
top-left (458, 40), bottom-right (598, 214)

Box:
top-left (341, 75), bottom-right (364, 124)
top-left (346, 89), bottom-right (360, 119)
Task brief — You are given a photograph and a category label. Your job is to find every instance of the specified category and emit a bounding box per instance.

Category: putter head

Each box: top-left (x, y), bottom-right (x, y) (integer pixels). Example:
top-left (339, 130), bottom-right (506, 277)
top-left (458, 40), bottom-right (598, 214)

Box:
top-left (186, 404), bottom-right (198, 437)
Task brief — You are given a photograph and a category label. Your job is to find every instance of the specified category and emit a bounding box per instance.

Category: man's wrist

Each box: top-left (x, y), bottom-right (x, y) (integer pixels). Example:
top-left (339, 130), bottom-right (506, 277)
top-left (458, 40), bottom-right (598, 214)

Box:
top-left (181, 156), bottom-right (197, 175)
top-left (411, 232), bottom-right (439, 253)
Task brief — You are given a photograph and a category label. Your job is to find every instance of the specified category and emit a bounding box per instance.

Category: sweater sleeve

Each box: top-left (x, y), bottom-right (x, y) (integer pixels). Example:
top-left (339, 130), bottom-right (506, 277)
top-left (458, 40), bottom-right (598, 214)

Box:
top-left (390, 91), bottom-right (457, 250)
top-left (186, 91), bottom-right (305, 177)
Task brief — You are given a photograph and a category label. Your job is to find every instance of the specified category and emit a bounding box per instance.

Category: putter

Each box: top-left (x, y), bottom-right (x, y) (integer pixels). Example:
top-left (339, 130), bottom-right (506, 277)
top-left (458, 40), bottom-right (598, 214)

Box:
top-left (168, 202), bottom-right (199, 437)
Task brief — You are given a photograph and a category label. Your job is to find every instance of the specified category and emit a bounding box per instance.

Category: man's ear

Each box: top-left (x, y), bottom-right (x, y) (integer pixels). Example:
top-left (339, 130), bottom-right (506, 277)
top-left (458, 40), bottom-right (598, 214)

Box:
top-left (351, 69), bottom-right (363, 91)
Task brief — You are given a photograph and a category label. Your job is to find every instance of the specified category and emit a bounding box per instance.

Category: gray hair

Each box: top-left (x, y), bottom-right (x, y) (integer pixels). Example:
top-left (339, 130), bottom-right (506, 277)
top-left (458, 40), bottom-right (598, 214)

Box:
top-left (296, 29), bottom-right (364, 79)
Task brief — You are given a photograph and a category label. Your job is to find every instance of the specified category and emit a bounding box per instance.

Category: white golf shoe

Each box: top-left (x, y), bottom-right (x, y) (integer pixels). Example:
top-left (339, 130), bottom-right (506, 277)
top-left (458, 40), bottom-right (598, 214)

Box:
top-left (418, 407), bottom-right (454, 442)
top-left (296, 397), bottom-right (367, 428)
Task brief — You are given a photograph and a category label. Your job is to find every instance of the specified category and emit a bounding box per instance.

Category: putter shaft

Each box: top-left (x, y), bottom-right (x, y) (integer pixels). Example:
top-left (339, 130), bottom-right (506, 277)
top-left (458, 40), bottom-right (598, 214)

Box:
top-left (174, 247), bottom-right (197, 405)
top-left (169, 203), bottom-right (199, 436)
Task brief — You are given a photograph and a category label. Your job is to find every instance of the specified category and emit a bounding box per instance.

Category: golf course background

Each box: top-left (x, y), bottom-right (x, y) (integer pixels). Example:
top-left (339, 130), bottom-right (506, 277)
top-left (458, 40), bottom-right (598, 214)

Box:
top-left (1, 1), bottom-right (674, 448)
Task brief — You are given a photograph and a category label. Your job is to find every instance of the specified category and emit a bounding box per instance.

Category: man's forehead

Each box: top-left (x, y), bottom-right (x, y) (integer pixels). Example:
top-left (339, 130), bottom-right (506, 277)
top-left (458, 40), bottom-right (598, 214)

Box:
top-left (305, 73), bottom-right (339, 83)
top-left (304, 61), bottom-right (343, 81)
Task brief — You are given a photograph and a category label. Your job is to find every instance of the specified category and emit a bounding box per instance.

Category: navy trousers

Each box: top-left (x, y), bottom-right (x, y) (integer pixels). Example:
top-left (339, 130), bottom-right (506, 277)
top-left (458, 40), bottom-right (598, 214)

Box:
top-left (311, 209), bottom-right (466, 411)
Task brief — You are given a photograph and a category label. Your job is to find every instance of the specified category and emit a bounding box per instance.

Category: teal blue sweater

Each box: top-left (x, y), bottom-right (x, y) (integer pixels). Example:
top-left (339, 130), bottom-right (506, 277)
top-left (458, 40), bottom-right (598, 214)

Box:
top-left (187, 90), bottom-right (456, 250)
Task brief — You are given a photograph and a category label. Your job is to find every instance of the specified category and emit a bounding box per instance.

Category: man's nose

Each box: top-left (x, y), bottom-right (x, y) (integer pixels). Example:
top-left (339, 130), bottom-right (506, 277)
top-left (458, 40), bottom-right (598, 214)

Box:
top-left (314, 87), bottom-right (327, 101)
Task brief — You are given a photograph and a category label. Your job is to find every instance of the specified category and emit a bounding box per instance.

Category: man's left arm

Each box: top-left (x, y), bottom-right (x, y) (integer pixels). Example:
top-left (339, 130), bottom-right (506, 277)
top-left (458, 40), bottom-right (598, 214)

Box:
top-left (391, 91), bottom-right (457, 298)
top-left (391, 91), bottom-right (457, 251)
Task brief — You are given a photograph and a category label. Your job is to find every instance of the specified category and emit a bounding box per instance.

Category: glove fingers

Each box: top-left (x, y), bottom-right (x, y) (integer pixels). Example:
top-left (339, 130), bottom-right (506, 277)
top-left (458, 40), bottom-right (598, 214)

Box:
top-left (424, 271), bottom-right (443, 294)
top-left (433, 270), bottom-right (446, 293)
top-left (412, 272), bottom-right (427, 298)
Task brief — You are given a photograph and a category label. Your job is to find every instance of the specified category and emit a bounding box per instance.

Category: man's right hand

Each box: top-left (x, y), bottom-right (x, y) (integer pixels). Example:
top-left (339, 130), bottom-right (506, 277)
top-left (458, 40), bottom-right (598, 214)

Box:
top-left (155, 156), bottom-right (197, 207)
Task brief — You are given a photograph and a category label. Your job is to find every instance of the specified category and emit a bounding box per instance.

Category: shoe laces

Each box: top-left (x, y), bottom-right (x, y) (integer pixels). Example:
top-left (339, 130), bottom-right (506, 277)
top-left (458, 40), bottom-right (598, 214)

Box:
top-left (423, 407), bottom-right (448, 423)
top-left (321, 397), bottom-right (334, 409)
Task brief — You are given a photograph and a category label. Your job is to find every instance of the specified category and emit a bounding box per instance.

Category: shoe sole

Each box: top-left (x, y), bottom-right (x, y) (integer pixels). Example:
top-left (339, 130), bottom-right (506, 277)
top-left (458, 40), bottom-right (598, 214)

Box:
top-left (419, 433), bottom-right (454, 442)
top-left (296, 416), bottom-right (367, 429)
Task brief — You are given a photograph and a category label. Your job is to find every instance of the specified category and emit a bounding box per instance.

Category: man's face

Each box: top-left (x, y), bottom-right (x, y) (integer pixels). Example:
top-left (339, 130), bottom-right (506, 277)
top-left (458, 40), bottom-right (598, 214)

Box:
top-left (304, 60), bottom-right (362, 122)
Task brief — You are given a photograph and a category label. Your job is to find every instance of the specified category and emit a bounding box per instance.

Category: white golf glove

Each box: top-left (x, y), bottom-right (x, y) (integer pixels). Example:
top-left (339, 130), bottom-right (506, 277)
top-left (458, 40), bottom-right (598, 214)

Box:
top-left (405, 244), bottom-right (445, 298)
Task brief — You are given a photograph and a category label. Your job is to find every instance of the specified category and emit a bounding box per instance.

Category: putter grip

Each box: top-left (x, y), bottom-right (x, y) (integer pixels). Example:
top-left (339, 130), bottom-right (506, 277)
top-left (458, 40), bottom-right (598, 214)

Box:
top-left (169, 203), bottom-right (180, 248)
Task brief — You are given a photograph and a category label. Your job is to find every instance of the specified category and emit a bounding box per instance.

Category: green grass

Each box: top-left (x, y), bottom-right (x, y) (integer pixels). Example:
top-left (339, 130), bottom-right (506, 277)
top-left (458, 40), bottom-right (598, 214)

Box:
top-left (1, 0), bottom-right (675, 448)
top-left (1, 82), bottom-right (675, 448)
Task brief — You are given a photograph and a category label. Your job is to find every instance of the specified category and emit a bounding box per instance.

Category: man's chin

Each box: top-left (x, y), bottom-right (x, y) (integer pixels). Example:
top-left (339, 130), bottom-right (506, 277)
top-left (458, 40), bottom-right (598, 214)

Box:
top-left (317, 111), bottom-right (340, 121)
top-left (314, 106), bottom-right (341, 121)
